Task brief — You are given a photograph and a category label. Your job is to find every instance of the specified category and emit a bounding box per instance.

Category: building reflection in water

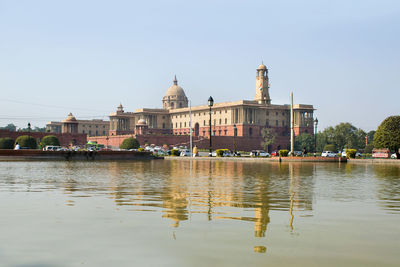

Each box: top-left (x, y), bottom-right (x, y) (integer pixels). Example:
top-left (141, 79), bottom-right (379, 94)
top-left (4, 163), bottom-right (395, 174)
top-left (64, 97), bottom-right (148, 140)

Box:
top-left (102, 160), bottom-right (315, 238)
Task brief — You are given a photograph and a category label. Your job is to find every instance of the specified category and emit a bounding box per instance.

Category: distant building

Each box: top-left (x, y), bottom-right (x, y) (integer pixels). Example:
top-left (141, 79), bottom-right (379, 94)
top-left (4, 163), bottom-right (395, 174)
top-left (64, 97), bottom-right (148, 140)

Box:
top-left (102, 63), bottom-right (315, 150)
top-left (46, 113), bottom-right (109, 137)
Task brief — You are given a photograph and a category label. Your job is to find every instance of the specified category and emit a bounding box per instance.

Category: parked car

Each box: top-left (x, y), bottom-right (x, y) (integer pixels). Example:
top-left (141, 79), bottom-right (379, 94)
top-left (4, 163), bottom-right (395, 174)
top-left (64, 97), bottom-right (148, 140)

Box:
top-left (321, 151), bottom-right (337, 157)
top-left (355, 152), bottom-right (362, 157)
top-left (271, 151), bottom-right (278, 157)
top-left (44, 146), bottom-right (62, 151)
top-left (341, 150), bottom-right (347, 157)
top-left (391, 153), bottom-right (398, 159)
top-left (180, 149), bottom-right (191, 157)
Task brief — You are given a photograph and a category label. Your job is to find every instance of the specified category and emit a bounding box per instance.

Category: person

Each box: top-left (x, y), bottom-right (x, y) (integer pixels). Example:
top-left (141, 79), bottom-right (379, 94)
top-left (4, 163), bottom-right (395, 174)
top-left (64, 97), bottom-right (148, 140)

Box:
top-left (14, 142), bottom-right (20, 150)
top-left (193, 145), bottom-right (198, 157)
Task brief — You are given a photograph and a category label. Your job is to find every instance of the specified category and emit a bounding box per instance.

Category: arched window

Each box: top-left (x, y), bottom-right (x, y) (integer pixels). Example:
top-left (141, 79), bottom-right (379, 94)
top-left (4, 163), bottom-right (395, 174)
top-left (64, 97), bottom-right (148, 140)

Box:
top-left (249, 128), bottom-right (252, 136)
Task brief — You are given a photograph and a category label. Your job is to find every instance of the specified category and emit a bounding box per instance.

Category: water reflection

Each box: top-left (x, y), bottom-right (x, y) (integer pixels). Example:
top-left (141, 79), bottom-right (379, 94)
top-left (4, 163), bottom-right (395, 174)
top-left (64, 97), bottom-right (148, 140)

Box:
top-left (373, 164), bottom-right (400, 213)
top-left (1, 160), bottom-right (400, 237)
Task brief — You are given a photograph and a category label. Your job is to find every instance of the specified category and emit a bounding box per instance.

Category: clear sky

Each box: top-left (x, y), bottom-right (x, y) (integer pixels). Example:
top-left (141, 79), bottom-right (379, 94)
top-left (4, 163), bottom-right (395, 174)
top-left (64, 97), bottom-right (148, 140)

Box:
top-left (0, 0), bottom-right (399, 131)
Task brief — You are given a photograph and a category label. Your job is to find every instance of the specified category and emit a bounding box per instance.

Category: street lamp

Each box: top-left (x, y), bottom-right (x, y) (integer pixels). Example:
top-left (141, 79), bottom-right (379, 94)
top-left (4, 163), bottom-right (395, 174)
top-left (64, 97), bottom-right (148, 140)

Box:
top-left (208, 96), bottom-right (214, 156)
top-left (106, 135), bottom-right (109, 149)
top-left (233, 124), bottom-right (237, 155)
top-left (314, 117), bottom-right (318, 156)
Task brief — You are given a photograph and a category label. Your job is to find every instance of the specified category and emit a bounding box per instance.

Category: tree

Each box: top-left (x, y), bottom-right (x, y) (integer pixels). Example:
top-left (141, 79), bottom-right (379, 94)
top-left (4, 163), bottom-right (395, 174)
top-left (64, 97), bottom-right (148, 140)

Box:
top-left (40, 135), bottom-right (60, 148)
top-left (316, 132), bottom-right (327, 152)
top-left (373, 116), bottom-right (400, 153)
top-left (0, 124), bottom-right (17, 132)
top-left (294, 133), bottom-right (314, 152)
top-left (333, 123), bottom-right (358, 150)
top-left (323, 144), bottom-right (336, 152)
top-left (15, 135), bottom-right (37, 149)
top-left (261, 128), bottom-right (276, 153)
top-left (0, 138), bottom-right (15, 149)
top-left (120, 137), bottom-right (140, 150)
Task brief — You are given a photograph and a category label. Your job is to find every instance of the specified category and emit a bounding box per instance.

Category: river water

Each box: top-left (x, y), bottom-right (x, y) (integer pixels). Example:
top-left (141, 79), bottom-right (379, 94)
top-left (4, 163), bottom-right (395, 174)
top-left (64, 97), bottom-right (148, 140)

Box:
top-left (0, 160), bottom-right (399, 266)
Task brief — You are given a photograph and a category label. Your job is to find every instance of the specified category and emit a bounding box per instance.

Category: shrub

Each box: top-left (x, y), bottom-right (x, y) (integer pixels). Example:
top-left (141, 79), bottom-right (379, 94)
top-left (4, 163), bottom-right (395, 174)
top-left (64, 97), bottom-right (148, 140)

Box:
top-left (364, 143), bottom-right (374, 154)
top-left (0, 137), bottom-right (14, 149)
top-left (216, 149), bottom-right (229, 157)
top-left (40, 135), bottom-right (60, 148)
top-left (120, 137), bottom-right (140, 150)
top-left (323, 144), bottom-right (336, 152)
top-left (345, 149), bottom-right (357, 158)
top-left (170, 149), bottom-right (180, 156)
top-left (15, 135), bottom-right (37, 149)
top-left (138, 147), bottom-right (145, 152)
top-left (279, 149), bottom-right (289, 157)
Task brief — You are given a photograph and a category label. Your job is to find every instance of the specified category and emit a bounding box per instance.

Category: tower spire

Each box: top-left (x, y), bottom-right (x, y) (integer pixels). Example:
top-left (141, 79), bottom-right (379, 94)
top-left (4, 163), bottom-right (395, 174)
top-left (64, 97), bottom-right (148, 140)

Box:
top-left (173, 75), bottom-right (178, 85)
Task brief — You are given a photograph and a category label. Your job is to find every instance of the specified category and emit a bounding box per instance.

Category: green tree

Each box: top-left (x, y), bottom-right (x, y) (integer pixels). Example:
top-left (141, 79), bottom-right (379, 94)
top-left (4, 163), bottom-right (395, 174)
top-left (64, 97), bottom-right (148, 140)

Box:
top-left (316, 132), bottom-right (327, 152)
top-left (294, 133), bottom-right (314, 152)
top-left (333, 123), bottom-right (358, 150)
top-left (120, 137), bottom-right (140, 150)
top-left (40, 135), bottom-right (60, 148)
top-left (323, 144), bottom-right (336, 152)
top-left (0, 137), bottom-right (15, 149)
top-left (15, 135), bottom-right (37, 149)
top-left (261, 128), bottom-right (276, 153)
top-left (0, 124), bottom-right (17, 131)
top-left (364, 143), bottom-right (374, 153)
top-left (373, 116), bottom-right (400, 153)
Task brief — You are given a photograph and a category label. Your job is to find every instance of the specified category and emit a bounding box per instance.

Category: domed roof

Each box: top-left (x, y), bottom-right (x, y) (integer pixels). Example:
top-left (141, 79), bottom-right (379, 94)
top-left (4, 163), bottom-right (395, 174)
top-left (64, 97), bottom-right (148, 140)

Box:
top-left (65, 112), bottom-right (77, 122)
top-left (164, 76), bottom-right (187, 98)
top-left (137, 119), bottom-right (147, 125)
top-left (258, 63), bottom-right (267, 70)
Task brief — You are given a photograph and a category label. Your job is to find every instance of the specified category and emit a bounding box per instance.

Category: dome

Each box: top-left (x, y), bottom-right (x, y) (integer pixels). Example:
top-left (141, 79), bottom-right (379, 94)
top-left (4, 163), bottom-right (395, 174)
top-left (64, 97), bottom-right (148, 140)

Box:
top-left (258, 63), bottom-right (267, 70)
top-left (137, 119), bottom-right (147, 125)
top-left (164, 76), bottom-right (187, 98)
top-left (65, 112), bottom-right (77, 122)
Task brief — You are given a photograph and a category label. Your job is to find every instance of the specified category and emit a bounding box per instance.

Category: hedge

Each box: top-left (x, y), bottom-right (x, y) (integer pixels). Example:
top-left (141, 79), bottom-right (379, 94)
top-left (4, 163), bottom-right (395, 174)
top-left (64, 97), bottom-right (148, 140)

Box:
top-left (120, 137), bottom-right (140, 150)
top-left (15, 135), bottom-right (37, 149)
top-left (40, 135), bottom-right (60, 148)
top-left (0, 137), bottom-right (14, 149)
top-left (279, 149), bottom-right (289, 157)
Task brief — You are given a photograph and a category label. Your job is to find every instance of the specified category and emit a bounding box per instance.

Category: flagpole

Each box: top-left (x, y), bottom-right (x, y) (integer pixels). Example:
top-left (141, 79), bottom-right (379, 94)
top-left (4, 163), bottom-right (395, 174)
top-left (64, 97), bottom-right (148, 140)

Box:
top-left (189, 100), bottom-right (192, 157)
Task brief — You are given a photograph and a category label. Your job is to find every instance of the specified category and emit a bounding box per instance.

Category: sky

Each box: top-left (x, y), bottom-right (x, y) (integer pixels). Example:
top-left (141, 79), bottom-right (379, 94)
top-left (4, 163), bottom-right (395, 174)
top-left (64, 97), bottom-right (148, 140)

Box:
top-left (0, 0), bottom-right (399, 131)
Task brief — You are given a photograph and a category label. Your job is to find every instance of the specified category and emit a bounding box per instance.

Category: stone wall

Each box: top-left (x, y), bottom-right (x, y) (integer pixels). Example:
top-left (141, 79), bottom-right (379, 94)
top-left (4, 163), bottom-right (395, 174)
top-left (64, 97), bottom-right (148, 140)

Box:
top-left (88, 133), bottom-right (290, 151)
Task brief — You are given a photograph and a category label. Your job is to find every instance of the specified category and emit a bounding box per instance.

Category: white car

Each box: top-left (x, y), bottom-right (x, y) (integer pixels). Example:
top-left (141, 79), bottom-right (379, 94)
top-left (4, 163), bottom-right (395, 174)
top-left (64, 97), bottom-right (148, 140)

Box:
top-left (321, 151), bottom-right (337, 157)
top-left (391, 153), bottom-right (398, 159)
top-left (180, 149), bottom-right (191, 157)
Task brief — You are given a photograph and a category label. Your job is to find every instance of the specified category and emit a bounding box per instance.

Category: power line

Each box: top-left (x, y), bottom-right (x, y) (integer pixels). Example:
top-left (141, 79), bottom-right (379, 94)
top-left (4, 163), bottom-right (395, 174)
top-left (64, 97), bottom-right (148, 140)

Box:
top-left (0, 98), bottom-right (108, 113)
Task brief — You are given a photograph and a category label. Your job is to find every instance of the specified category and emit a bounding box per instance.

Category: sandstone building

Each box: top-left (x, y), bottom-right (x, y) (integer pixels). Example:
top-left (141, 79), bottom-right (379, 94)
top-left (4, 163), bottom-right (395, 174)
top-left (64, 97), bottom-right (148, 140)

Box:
top-left (102, 63), bottom-right (314, 150)
top-left (46, 113), bottom-right (109, 137)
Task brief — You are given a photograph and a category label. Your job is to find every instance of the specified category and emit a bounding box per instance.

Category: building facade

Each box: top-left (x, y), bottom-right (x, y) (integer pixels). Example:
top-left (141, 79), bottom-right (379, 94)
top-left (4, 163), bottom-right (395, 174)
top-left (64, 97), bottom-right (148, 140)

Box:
top-left (103, 64), bottom-right (314, 150)
top-left (46, 113), bottom-right (110, 137)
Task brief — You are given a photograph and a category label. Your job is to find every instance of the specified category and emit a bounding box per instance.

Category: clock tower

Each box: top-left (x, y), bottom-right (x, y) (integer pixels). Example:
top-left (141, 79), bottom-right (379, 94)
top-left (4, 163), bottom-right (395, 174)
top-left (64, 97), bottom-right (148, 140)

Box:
top-left (255, 63), bottom-right (271, 104)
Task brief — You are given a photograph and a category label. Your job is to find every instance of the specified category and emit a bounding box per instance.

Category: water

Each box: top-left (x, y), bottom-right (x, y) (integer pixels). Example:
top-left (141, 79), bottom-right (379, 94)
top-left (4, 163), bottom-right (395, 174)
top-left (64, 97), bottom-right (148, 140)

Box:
top-left (0, 160), bottom-right (399, 266)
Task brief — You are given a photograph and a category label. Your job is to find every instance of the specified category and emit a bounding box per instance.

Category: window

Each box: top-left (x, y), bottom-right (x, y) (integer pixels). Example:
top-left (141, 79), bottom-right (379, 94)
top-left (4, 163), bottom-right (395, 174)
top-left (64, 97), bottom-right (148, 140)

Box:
top-left (276, 120), bottom-right (278, 126)
top-left (224, 129), bottom-right (227, 135)
top-left (218, 130), bottom-right (221, 135)
top-left (249, 128), bottom-right (252, 136)
top-left (282, 112), bottom-right (285, 116)
top-left (175, 123), bottom-right (177, 128)
top-left (225, 118), bottom-right (227, 124)
top-left (219, 110), bottom-right (221, 114)
top-left (266, 111), bottom-right (269, 116)
top-left (180, 122), bottom-right (182, 128)
top-left (203, 130), bottom-right (206, 136)
top-left (275, 112), bottom-right (278, 116)
top-left (162, 123), bottom-right (165, 129)
top-left (282, 121), bottom-right (285, 126)
top-left (184, 122), bottom-right (186, 127)
top-left (266, 120), bottom-right (269, 127)
top-left (225, 110), bottom-right (227, 113)
top-left (219, 119), bottom-right (221, 125)
top-left (83, 130), bottom-right (85, 134)
top-left (89, 130), bottom-right (92, 135)
top-left (213, 119), bottom-right (216, 126)
top-left (103, 131), bottom-right (105, 135)
top-left (203, 120), bottom-right (206, 126)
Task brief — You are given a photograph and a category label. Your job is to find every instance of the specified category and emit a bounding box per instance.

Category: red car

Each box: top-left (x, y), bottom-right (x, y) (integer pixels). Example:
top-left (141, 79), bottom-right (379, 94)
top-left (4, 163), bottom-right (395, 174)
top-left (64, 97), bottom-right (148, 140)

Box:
top-left (271, 150), bottom-right (278, 157)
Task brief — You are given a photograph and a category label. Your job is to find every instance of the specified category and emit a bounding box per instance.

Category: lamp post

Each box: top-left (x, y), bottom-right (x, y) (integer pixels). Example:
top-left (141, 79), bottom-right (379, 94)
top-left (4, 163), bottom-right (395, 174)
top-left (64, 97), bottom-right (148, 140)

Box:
top-left (106, 135), bottom-right (109, 149)
top-left (208, 96), bottom-right (214, 156)
top-left (233, 124), bottom-right (237, 155)
top-left (27, 122), bottom-right (31, 137)
top-left (314, 117), bottom-right (318, 156)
